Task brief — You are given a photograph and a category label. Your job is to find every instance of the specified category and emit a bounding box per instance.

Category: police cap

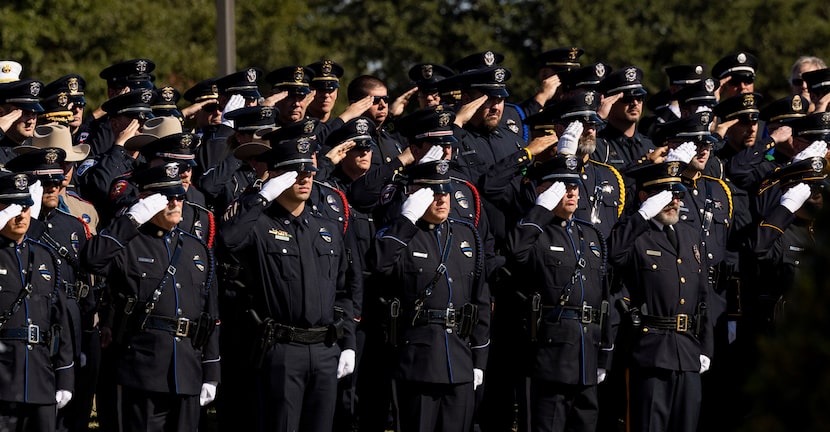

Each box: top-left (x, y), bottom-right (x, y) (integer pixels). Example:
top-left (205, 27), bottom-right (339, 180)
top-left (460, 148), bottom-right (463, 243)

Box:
top-left (43, 74), bottom-right (86, 106)
top-left (451, 51), bottom-right (504, 73)
top-left (711, 52), bottom-right (758, 81)
top-left (525, 91), bottom-right (603, 132)
top-left (265, 66), bottom-right (314, 95)
top-left (673, 78), bottom-right (719, 107)
top-left (599, 66), bottom-right (647, 97)
top-left (627, 161), bottom-right (689, 194)
top-left (759, 95), bottom-right (808, 124)
top-left (131, 162), bottom-right (186, 198)
top-left (259, 119), bottom-right (320, 172)
top-left (395, 105), bottom-right (458, 145)
top-left (99, 59), bottom-right (156, 89)
top-left (0, 61), bottom-right (22, 83)
top-left (307, 60), bottom-right (344, 90)
top-left (404, 160), bottom-right (453, 194)
top-left (101, 89), bottom-right (154, 120)
top-left (646, 89), bottom-right (673, 113)
top-left (770, 156), bottom-right (828, 188)
top-left (408, 63), bottom-right (455, 93)
top-left (224, 106), bottom-right (277, 133)
top-left (537, 47), bottom-right (584, 71)
top-left (151, 86), bottom-right (183, 121)
top-left (214, 68), bottom-right (262, 99)
top-left (38, 92), bottom-right (73, 125)
top-left (664, 64), bottom-right (707, 86)
top-left (801, 68), bottom-right (830, 95)
top-left (789, 112), bottom-right (830, 139)
top-left (526, 154), bottom-right (584, 184)
top-left (712, 92), bottom-right (762, 123)
top-left (139, 133), bottom-right (197, 167)
top-left (0, 79), bottom-right (45, 112)
top-left (651, 111), bottom-right (717, 146)
top-left (559, 63), bottom-right (611, 91)
top-left (183, 79), bottom-right (219, 104)
top-left (326, 117), bottom-right (376, 148)
top-left (6, 148), bottom-right (66, 184)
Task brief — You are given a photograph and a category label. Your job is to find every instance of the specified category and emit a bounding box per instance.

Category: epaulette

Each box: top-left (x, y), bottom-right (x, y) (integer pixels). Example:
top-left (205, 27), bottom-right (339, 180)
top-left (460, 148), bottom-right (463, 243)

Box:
top-left (448, 217), bottom-right (483, 278)
top-left (451, 177), bottom-right (481, 228)
top-left (589, 160), bottom-right (626, 217)
top-left (314, 180), bottom-right (350, 234)
top-left (701, 175), bottom-right (733, 220)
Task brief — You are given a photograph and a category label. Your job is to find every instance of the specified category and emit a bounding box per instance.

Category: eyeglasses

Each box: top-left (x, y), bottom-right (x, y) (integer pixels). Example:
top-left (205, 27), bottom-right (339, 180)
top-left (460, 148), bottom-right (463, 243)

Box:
top-left (791, 78), bottom-right (805, 87)
top-left (621, 95), bottom-right (645, 104)
top-left (166, 194), bottom-right (186, 202)
top-left (202, 104), bottom-right (221, 112)
top-left (729, 77), bottom-right (754, 85)
top-left (70, 102), bottom-right (86, 110)
top-left (672, 191), bottom-right (686, 200)
top-left (372, 96), bottom-right (389, 105)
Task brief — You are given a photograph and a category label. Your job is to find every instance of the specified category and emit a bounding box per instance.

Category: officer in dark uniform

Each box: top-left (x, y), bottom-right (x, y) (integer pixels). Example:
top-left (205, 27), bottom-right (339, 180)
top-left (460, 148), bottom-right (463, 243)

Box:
top-left (408, 63), bottom-right (456, 109)
top-left (219, 120), bottom-right (356, 432)
top-left (5, 146), bottom-right (96, 432)
top-left (506, 154), bottom-right (613, 432)
top-left (671, 77), bottom-right (719, 118)
top-left (368, 159), bottom-right (490, 432)
top-left (801, 67), bottom-right (830, 112)
top-left (307, 59), bottom-right (345, 123)
top-left (0, 170), bottom-right (74, 432)
top-left (36, 87), bottom-right (74, 127)
top-left (0, 78), bottom-right (45, 163)
top-left (81, 163), bottom-right (220, 432)
top-left (712, 52), bottom-right (759, 102)
top-left (519, 47), bottom-right (584, 117)
top-left (183, 77), bottom-right (235, 181)
top-left (344, 74), bottom-right (404, 170)
top-left (151, 86), bottom-right (184, 125)
top-left (41, 74), bottom-right (89, 146)
top-left (609, 161), bottom-right (713, 432)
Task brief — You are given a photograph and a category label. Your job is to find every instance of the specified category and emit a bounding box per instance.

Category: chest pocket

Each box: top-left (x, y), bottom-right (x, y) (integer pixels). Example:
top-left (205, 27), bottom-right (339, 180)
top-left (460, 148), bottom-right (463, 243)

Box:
top-left (266, 242), bottom-right (301, 281)
top-left (315, 243), bottom-right (340, 281)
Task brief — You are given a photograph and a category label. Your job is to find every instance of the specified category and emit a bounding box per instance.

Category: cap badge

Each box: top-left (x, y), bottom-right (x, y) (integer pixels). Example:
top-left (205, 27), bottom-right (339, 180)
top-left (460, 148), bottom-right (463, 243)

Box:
top-left (625, 67), bottom-right (637, 82)
top-left (1, 64), bottom-right (9, 74)
top-left (322, 60), bottom-right (333, 76)
top-left (303, 120), bottom-right (315, 134)
top-left (566, 156), bottom-right (578, 170)
top-left (161, 87), bottom-right (175, 102)
top-left (140, 90), bottom-right (153, 104)
top-left (355, 118), bottom-right (369, 135)
top-left (14, 174), bottom-right (27, 190)
top-left (438, 112), bottom-right (451, 128)
top-left (700, 111), bottom-right (711, 125)
top-left (45, 150), bottom-right (59, 164)
top-left (421, 64), bottom-right (433, 79)
top-left (494, 68), bottom-right (506, 83)
top-left (210, 84), bottom-right (218, 94)
top-left (704, 78), bottom-right (715, 93)
top-left (792, 95), bottom-right (803, 112)
top-left (695, 65), bottom-right (703, 75)
top-left (180, 134), bottom-right (192, 148)
top-left (737, 53), bottom-right (747, 64)
top-left (68, 77), bottom-right (79, 93)
top-left (261, 106), bottom-right (273, 119)
top-left (455, 190), bottom-right (469, 208)
top-left (136, 60), bottom-right (148, 73)
top-left (484, 51), bottom-right (495, 66)
top-left (165, 163), bottom-right (179, 179)
top-left (812, 157), bottom-right (824, 172)
top-left (568, 48), bottom-right (579, 61)
top-left (57, 92), bottom-right (69, 107)
top-left (460, 240), bottom-right (473, 258)
top-left (667, 161), bottom-right (680, 176)
top-left (584, 92), bottom-right (595, 106)
top-left (595, 63), bottom-right (606, 77)
top-left (297, 138), bottom-right (311, 154)
top-left (246, 68), bottom-right (257, 83)
top-left (742, 94), bottom-right (755, 107)
top-left (436, 160), bottom-right (449, 175)
top-left (293, 67), bottom-right (304, 83)
top-left (30, 82), bottom-right (41, 97)
top-left (823, 112), bottom-right (830, 123)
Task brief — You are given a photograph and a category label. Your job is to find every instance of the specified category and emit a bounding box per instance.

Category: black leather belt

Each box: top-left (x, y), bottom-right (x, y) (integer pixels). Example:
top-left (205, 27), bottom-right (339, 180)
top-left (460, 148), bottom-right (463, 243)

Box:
top-left (144, 315), bottom-right (199, 338)
top-left (641, 314), bottom-right (694, 332)
top-left (414, 308), bottom-right (458, 328)
top-left (0, 325), bottom-right (49, 344)
top-left (269, 322), bottom-right (329, 344)
top-left (543, 304), bottom-right (601, 324)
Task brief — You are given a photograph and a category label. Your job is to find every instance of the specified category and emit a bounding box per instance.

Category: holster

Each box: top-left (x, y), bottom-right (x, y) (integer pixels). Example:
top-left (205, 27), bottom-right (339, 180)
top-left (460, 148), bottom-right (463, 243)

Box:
top-left (112, 294), bottom-right (138, 345)
top-left (695, 302), bottom-right (708, 337)
top-left (457, 303), bottom-right (478, 339)
top-left (388, 298), bottom-right (400, 347)
top-left (326, 306), bottom-right (345, 347)
top-left (529, 293), bottom-right (541, 342)
top-left (191, 312), bottom-right (217, 349)
top-left (616, 297), bottom-right (641, 328)
top-left (249, 309), bottom-right (274, 369)
top-left (49, 324), bottom-right (61, 356)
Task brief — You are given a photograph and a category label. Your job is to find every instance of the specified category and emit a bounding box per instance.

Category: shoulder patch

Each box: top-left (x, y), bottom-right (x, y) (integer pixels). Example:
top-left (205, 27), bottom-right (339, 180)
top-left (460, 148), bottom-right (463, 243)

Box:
top-left (109, 179), bottom-right (129, 200)
top-left (76, 158), bottom-right (97, 176)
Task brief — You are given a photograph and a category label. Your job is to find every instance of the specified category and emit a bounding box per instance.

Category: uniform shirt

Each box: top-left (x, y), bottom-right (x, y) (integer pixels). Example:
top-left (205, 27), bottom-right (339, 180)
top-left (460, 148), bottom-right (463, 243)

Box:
top-left (75, 145), bottom-right (140, 219)
top-left (369, 216), bottom-right (490, 384)
top-left (594, 126), bottom-right (655, 174)
top-left (0, 233), bottom-right (74, 404)
top-left (678, 174), bottom-right (733, 267)
top-left (192, 124), bottom-right (235, 181)
top-left (748, 204), bottom-right (813, 300)
top-left (81, 216), bottom-right (220, 395)
top-left (507, 208), bottom-right (611, 385)
top-left (0, 134), bottom-right (22, 166)
top-left (60, 190), bottom-right (100, 234)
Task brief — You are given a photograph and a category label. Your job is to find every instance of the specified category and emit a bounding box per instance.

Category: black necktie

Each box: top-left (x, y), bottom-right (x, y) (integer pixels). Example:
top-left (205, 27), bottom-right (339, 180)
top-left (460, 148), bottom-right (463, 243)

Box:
top-left (666, 225), bottom-right (679, 253)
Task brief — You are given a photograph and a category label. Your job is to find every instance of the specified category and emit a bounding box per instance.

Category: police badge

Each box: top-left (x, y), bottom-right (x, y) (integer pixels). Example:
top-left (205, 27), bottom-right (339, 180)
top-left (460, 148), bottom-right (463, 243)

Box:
top-left (165, 164), bottom-right (179, 179)
top-left (455, 190), bottom-right (469, 209)
top-left (247, 68), bottom-right (257, 83)
top-left (136, 60), bottom-right (148, 73)
top-left (667, 162), bottom-right (680, 176)
top-left (704, 79), bottom-right (715, 93)
top-left (421, 64), bottom-right (433, 79)
top-left (14, 174), bottom-right (27, 190)
top-left (68, 77), bottom-right (80, 94)
top-left (45, 150), bottom-right (59, 164)
top-left (319, 227), bottom-right (332, 243)
top-left (57, 92), bottom-right (69, 108)
top-left (484, 51), bottom-right (495, 67)
top-left (30, 81), bottom-right (41, 97)
top-left (162, 87), bottom-right (175, 102)
top-left (436, 160), bottom-right (449, 175)
top-left (460, 241), bottom-right (473, 258)
top-left (193, 255), bottom-right (205, 272)
top-left (140, 90), bottom-right (153, 104)
top-left (303, 120), bottom-right (315, 134)
top-left (356, 118), bottom-right (369, 135)
top-left (595, 63), bottom-right (606, 78)
top-left (326, 194), bottom-right (341, 213)
top-left (625, 67), bottom-right (637, 82)
top-left (322, 60), bottom-right (333, 76)
top-left (737, 53), bottom-right (747, 64)
top-left (507, 119), bottom-right (519, 134)
top-left (39, 264), bottom-right (52, 281)
top-left (297, 138), bottom-right (311, 154)
top-left (294, 67), bottom-right (304, 83)
top-left (695, 65), bottom-right (703, 75)
top-left (792, 95), bottom-right (803, 112)
top-left (494, 68), bottom-right (506, 83)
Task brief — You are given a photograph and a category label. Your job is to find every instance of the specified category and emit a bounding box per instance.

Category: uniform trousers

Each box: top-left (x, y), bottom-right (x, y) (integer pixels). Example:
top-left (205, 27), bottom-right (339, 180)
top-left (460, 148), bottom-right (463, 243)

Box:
top-left (630, 367), bottom-right (701, 432)
top-left (530, 380), bottom-right (598, 432)
top-left (117, 386), bottom-right (199, 432)
top-left (0, 401), bottom-right (56, 432)
top-left (397, 380), bottom-right (475, 432)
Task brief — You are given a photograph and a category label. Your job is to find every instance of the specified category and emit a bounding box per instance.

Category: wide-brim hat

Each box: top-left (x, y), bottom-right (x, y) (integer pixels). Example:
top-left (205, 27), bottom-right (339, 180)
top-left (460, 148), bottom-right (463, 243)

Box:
top-left (124, 116), bottom-right (184, 151)
top-left (22, 124), bottom-right (90, 162)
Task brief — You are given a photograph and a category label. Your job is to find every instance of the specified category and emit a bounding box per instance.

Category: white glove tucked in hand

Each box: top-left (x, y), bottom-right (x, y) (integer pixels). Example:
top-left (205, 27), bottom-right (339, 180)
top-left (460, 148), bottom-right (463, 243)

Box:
top-left (556, 121), bottom-right (583, 155)
top-left (418, 145), bottom-right (444, 164)
top-left (337, 349), bottom-right (356, 379)
top-left (126, 194), bottom-right (169, 226)
top-left (780, 183), bottom-right (811, 213)
top-left (597, 368), bottom-right (607, 384)
top-left (793, 140), bottom-right (827, 162)
top-left (28, 180), bottom-right (43, 220)
top-left (0, 204), bottom-right (22, 229)
top-left (699, 355), bottom-right (711, 374)
top-left (56, 389), bottom-right (73, 409)
top-left (665, 142), bottom-right (697, 164)
top-left (401, 188), bottom-right (435, 224)
top-left (259, 171), bottom-right (299, 202)
top-left (221, 94), bottom-right (245, 128)
top-left (638, 190), bottom-right (673, 220)
top-left (199, 381), bottom-right (218, 406)
top-left (535, 181), bottom-right (567, 211)
top-left (473, 368), bottom-right (484, 390)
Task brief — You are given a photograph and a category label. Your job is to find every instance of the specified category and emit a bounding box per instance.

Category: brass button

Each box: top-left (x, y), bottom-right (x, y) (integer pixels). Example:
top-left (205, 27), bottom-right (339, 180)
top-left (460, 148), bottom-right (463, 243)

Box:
top-left (680, 277), bottom-right (686, 283)
top-left (680, 299), bottom-right (686, 305)
top-left (652, 264), bottom-right (658, 270)
top-left (677, 259), bottom-right (682, 264)
top-left (642, 328), bottom-right (649, 333)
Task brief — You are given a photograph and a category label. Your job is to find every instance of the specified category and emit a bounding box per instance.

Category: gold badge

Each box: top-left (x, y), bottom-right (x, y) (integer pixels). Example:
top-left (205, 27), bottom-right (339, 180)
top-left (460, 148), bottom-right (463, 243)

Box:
top-left (294, 67), bottom-right (304, 83)
top-left (568, 48), bottom-right (579, 61)
top-left (792, 95), bottom-right (803, 112)
top-left (68, 77), bottom-right (80, 94)
top-left (45, 149), bottom-right (58, 164)
top-left (421, 64), bottom-right (433, 79)
top-left (667, 161), bottom-right (680, 176)
top-left (693, 244), bottom-right (701, 263)
top-left (322, 60), bottom-right (333, 76)
top-left (57, 92), bottom-right (69, 107)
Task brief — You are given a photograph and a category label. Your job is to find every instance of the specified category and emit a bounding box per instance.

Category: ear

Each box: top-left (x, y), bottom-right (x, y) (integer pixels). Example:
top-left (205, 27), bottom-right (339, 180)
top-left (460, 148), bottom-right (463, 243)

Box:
top-left (638, 189), bottom-right (649, 203)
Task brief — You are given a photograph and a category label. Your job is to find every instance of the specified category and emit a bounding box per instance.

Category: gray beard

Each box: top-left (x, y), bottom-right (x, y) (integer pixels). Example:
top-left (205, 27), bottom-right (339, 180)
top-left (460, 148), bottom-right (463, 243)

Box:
top-left (654, 209), bottom-right (679, 226)
top-left (577, 136), bottom-right (596, 157)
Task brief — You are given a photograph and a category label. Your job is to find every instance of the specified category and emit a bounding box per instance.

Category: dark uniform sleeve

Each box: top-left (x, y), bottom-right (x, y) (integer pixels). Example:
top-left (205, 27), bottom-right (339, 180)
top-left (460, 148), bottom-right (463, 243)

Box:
top-left (202, 263), bottom-right (221, 383)
top-left (368, 216), bottom-right (419, 279)
top-left (347, 159), bottom-right (406, 213)
top-left (219, 193), bottom-right (267, 252)
top-left (506, 205), bottom-right (553, 265)
top-left (81, 216), bottom-right (139, 274)
top-left (76, 146), bottom-right (136, 206)
top-left (751, 204), bottom-right (796, 261)
top-left (608, 212), bottom-right (651, 268)
top-left (197, 156), bottom-right (244, 203)
top-left (725, 138), bottom-right (776, 191)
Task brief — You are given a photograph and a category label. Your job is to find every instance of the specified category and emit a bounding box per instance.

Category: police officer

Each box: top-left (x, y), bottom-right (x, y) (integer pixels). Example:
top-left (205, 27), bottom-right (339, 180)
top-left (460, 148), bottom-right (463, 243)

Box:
top-left (506, 154), bottom-right (612, 432)
top-left (42, 74), bottom-right (89, 146)
top-left (307, 59), bottom-right (345, 123)
top-left (182, 78), bottom-right (235, 181)
top-left (519, 47), bottom-right (583, 116)
top-left (712, 51), bottom-right (759, 101)
top-left (0, 78), bottom-right (45, 162)
top-left (81, 162), bottom-right (220, 432)
top-left (0, 170), bottom-right (74, 432)
top-left (609, 161), bottom-right (713, 432)
top-left (368, 159), bottom-right (490, 432)
top-left (220, 120), bottom-right (356, 432)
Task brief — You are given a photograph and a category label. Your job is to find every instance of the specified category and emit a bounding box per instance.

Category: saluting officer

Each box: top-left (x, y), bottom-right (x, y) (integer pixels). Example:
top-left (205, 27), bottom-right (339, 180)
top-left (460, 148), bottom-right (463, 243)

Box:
top-left (0, 170), bottom-right (74, 432)
top-left (368, 159), bottom-right (490, 432)
top-left (81, 163), bottom-right (220, 432)
top-left (0, 78), bottom-right (45, 161)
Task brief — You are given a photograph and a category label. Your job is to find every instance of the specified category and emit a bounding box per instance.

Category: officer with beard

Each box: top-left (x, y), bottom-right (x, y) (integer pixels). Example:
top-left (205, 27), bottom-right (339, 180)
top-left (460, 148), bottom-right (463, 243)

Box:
top-left (609, 159), bottom-right (713, 432)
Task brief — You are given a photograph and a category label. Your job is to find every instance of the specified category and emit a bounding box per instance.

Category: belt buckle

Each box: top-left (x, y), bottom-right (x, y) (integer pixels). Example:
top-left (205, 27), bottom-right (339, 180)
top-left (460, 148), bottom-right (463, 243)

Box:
top-left (445, 308), bottom-right (457, 327)
top-left (175, 318), bottom-right (191, 338)
top-left (27, 324), bottom-right (41, 344)
top-left (676, 314), bottom-right (689, 332)
top-left (581, 304), bottom-right (593, 324)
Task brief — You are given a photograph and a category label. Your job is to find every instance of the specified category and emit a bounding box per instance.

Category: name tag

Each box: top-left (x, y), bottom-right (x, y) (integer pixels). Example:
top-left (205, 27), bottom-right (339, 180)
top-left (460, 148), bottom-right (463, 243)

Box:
top-left (789, 246), bottom-right (804, 252)
top-left (646, 250), bottom-right (662, 256)
top-left (138, 257), bottom-right (155, 263)
top-left (550, 246), bottom-right (564, 252)
top-left (0, 268), bottom-right (6, 275)
top-left (413, 252), bottom-right (429, 259)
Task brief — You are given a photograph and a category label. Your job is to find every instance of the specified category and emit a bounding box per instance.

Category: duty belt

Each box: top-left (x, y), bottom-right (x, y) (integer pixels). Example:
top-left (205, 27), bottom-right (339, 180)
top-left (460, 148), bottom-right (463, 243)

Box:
top-left (266, 322), bottom-right (329, 344)
top-left (641, 313), bottom-right (694, 332)
top-left (0, 324), bottom-right (49, 344)
top-left (144, 315), bottom-right (200, 338)
top-left (414, 308), bottom-right (458, 329)
top-left (543, 304), bottom-right (601, 324)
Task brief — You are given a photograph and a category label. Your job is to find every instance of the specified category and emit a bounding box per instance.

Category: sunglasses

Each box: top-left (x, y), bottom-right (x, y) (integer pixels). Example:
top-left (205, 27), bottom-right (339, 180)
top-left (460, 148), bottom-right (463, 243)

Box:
top-left (372, 96), bottom-right (389, 105)
top-left (202, 103), bottom-right (221, 112)
top-left (166, 194), bottom-right (186, 202)
top-left (729, 77), bottom-right (754, 85)
top-left (621, 95), bottom-right (645, 104)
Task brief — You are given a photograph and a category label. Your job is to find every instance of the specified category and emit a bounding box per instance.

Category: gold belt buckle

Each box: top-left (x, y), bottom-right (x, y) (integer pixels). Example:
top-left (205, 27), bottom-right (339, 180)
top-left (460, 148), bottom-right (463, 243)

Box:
top-left (675, 314), bottom-right (689, 332)
top-left (175, 318), bottom-right (191, 338)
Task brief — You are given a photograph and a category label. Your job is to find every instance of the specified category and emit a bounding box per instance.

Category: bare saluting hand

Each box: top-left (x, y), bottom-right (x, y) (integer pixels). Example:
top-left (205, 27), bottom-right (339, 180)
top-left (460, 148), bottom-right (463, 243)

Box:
top-left (389, 87), bottom-right (419, 117)
top-left (325, 140), bottom-right (357, 165)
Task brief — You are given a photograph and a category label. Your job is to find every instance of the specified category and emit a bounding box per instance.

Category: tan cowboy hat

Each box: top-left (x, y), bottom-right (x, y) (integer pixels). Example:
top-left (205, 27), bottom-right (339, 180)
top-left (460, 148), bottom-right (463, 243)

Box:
top-left (124, 115), bottom-right (184, 151)
top-left (233, 125), bottom-right (279, 160)
top-left (16, 124), bottom-right (90, 162)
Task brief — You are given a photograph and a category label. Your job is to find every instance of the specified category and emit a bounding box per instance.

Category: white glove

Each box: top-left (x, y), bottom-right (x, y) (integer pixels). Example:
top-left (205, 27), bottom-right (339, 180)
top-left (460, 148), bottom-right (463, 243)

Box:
top-left (535, 181), bottom-right (567, 211)
top-left (0, 204), bottom-right (22, 229)
top-left (665, 142), bottom-right (697, 164)
top-left (638, 190), bottom-right (673, 220)
top-left (699, 354), bottom-right (711, 374)
top-left (418, 145), bottom-right (444, 164)
top-left (793, 140), bottom-right (827, 162)
top-left (337, 349), bottom-right (356, 379)
top-left (126, 193), bottom-right (169, 226)
top-left (221, 94), bottom-right (245, 128)
top-left (556, 121), bottom-right (583, 155)
top-left (56, 389), bottom-right (73, 409)
top-left (597, 368), bottom-right (607, 384)
top-left (258, 171), bottom-right (298, 202)
top-left (28, 180), bottom-right (42, 220)
top-left (199, 381), bottom-right (218, 406)
top-left (780, 183), bottom-right (811, 213)
top-left (401, 188), bottom-right (435, 224)
top-left (473, 368), bottom-right (484, 390)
